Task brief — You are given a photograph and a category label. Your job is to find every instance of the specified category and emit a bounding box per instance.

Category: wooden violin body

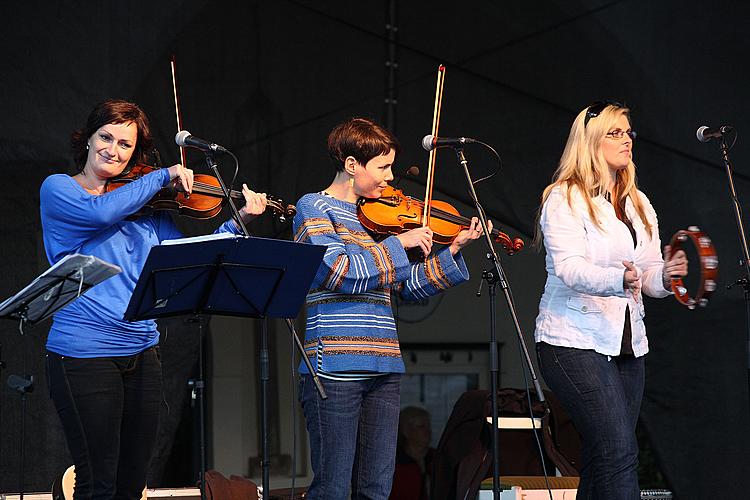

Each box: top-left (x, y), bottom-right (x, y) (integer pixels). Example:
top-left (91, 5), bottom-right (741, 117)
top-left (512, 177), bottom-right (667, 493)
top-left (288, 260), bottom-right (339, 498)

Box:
top-left (105, 164), bottom-right (296, 222)
top-left (357, 185), bottom-right (523, 255)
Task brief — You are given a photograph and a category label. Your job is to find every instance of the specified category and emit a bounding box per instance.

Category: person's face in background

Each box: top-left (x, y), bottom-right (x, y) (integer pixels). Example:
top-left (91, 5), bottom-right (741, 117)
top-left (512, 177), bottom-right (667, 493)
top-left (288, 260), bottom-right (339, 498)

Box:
top-left (403, 414), bottom-right (431, 449)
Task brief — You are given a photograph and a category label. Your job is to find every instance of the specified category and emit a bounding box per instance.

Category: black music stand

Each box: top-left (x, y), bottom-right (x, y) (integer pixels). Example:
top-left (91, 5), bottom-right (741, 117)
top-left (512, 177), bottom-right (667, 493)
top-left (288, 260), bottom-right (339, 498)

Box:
top-left (0, 254), bottom-right (121, 500)
top-left (123, 234), bottom-right (325, 500)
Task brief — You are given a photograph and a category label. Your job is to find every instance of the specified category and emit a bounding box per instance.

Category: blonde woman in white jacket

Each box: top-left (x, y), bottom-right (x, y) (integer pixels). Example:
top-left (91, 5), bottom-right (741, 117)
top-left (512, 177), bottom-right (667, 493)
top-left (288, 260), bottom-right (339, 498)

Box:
top-left (534, 101), bottom-right (688, 500)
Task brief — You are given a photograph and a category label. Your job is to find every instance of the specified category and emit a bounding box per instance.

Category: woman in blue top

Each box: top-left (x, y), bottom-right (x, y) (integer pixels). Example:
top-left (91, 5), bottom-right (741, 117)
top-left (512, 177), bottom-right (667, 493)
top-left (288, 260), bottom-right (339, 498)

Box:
top-left (294, 117), bottom-right (488, 499)
top-left (40, 99), bottom-right (267, 499)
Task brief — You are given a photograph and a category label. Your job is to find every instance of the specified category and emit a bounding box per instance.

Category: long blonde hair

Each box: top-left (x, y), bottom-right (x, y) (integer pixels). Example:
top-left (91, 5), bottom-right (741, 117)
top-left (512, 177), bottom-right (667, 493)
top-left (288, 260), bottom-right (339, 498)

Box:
top-left (534, 103), bottom-right (652, 246)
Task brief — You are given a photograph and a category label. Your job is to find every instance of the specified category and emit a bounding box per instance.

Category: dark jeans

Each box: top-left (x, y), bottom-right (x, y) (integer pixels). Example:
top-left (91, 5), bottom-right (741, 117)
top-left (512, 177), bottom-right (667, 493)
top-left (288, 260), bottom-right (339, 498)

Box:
top-left (300, 373), bottom-right (401, 500)
top-left (46, 347), bottom-right (163, 500)
top-left (536, 342), bottom-right (644, 500)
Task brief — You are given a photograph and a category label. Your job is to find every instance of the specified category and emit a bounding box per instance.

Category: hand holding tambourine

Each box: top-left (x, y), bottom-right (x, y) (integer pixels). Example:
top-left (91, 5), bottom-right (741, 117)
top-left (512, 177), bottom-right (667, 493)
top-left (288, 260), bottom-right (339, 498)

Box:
top-left (667, 226), bottom-right (718, 309)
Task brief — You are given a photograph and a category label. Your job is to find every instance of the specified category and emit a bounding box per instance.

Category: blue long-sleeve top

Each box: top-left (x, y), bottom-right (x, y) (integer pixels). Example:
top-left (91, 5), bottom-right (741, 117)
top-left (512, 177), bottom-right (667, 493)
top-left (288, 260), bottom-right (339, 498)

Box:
top-left (293, 192), bottom-right (470, 374)
top-left (40, 169), bottom-right (241, 357)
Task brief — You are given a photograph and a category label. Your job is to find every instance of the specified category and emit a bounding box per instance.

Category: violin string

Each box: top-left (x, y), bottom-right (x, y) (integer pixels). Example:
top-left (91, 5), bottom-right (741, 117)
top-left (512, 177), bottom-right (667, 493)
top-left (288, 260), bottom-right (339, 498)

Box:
top-left (191, 181), bottom-right (242, 197)
top-left (368, 195), bottom-right (515, 248)
top-left (378, 194), bottom-right (485, 230)
top-left (377, 197), bottom-right (495, 234)
top-left (189, 181), bottom-right (284, 210)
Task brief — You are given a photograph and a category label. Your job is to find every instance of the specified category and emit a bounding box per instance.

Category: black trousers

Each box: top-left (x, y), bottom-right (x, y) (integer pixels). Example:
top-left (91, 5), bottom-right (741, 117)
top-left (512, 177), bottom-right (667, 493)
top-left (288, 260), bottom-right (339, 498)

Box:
top-left (46, 347), bottom-right (163, 500)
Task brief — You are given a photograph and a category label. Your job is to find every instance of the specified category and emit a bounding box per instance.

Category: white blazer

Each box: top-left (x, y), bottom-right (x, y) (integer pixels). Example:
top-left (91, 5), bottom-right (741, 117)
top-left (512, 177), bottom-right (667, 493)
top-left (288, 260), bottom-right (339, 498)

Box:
top-left (534, 184), bottom-right (671, 357)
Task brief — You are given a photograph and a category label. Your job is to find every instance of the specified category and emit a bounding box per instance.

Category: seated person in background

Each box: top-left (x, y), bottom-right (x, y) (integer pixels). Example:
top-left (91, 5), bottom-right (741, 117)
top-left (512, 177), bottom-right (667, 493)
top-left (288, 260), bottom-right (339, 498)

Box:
top-left (390, 406), bottom-right (436, 500)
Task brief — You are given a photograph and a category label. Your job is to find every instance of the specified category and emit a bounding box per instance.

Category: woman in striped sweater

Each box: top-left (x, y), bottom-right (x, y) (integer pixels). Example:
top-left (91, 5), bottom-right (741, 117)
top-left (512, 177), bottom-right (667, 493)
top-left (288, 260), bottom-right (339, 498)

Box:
top-left (294, 117), bottom-right (487, 500)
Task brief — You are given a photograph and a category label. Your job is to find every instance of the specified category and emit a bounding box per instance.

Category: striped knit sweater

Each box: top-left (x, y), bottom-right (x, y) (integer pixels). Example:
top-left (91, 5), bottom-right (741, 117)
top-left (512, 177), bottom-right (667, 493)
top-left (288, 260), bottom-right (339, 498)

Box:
top-left (293, 192), bottom-right (470, 374)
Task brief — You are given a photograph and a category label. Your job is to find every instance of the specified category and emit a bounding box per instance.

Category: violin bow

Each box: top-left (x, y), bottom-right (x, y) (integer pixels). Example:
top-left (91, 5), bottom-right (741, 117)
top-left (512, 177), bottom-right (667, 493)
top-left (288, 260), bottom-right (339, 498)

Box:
top-left (170, 55), bottom-right (187, 168)
top-left (422, 64), bottom-right (445, 227)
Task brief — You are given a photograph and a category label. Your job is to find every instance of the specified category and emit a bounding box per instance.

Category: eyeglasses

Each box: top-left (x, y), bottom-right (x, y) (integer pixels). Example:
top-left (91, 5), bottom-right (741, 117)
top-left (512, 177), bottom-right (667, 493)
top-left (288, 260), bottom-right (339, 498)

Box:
top-left (584, 100), bottom-right (625, 127)
top-left (605, 129), bottom-right (637, 140)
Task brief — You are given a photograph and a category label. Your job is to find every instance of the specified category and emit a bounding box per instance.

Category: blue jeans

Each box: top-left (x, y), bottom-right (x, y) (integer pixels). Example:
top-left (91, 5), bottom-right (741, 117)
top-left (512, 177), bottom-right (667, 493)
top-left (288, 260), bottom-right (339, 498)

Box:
top-left (300, 373), bottom-right (401, 500)
top-left (46, 347), bottom-right (163, 500)
top-left (536, 342), bottom-right (644, 500)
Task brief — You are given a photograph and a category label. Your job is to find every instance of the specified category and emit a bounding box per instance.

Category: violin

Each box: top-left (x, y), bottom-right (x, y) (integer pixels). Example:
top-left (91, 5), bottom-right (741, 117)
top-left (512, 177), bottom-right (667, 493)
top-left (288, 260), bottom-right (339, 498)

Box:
top-left (357, 185), bottom-right (524, 255)
top-left (105, 163), bottom-right (296, 222)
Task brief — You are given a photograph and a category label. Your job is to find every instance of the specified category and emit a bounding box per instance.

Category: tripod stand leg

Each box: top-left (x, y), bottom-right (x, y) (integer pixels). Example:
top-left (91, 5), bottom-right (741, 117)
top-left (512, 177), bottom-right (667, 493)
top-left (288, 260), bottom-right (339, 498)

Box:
top-left (187, 316), bottom-right (207, 500)
top-left (284, 319), bottom-right (326, 399)
top-left (260, 318), bottom-right (270, 500)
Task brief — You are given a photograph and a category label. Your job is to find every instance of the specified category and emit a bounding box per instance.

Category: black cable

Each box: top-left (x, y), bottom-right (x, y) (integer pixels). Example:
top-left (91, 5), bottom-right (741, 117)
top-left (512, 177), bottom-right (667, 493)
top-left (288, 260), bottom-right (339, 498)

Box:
top-left (226, 150), bottom-right (241, 200)
top-left (470, 140), bottom-right (502, 186)
top-left (726, 127), bottom-right (739, 150)
top-left (393, 293), bottom-right (444, 323)
top-left (455, 143), bottom-right (551, 498)
top-left (517, 339), bottom-right (554, 500)
top-left (18, 317), bottom-right (29, 500)
top-left (290, 320), bottom-right (297, 499)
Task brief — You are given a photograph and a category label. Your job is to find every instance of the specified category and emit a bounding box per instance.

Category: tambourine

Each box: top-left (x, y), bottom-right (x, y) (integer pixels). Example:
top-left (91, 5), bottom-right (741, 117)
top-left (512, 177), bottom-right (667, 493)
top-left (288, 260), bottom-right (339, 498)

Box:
top-left (669, 226), bottom-right (718, 309)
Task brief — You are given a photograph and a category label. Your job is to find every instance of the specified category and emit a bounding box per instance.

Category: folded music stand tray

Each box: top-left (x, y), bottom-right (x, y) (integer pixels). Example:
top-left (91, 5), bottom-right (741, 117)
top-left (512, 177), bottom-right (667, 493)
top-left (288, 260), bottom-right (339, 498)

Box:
top-left (0, 253), bottom-right (121, 500)
top-left (124, 235), bottom-right (324, 500)
top-left (0, 254), bottom-right (122, 326)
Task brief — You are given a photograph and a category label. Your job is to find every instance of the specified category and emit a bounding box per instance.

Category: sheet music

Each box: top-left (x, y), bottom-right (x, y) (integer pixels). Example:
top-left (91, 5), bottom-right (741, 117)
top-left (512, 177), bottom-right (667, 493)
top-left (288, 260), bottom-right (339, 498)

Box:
top-left (161, 232), bottom-right (244, 246)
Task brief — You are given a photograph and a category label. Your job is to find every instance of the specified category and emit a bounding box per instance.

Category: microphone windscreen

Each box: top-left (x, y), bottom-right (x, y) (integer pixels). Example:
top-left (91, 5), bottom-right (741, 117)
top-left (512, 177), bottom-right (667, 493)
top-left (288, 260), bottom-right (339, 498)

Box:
top-left (421, 135), bottom-right (435, 151)
top-left (696, 126), bottom-right (709, 142)
top-left (175, 130), bottom-right (191, 147)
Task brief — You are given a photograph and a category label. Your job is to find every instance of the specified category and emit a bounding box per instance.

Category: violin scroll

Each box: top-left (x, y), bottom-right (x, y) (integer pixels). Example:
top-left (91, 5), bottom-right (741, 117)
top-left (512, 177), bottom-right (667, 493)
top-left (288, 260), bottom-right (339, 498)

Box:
top-left (267, 195), bottom-right (296, 223)
top-left (495, 233), bottom-right (524, 256)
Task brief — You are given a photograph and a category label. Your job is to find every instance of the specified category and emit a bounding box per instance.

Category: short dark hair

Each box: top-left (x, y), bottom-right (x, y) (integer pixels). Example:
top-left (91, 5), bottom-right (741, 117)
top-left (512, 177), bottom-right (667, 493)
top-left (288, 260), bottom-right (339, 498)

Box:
top-left (71, 99), bottom-right (153, 172)
top-left (327, 117), bottom-right (400, 172)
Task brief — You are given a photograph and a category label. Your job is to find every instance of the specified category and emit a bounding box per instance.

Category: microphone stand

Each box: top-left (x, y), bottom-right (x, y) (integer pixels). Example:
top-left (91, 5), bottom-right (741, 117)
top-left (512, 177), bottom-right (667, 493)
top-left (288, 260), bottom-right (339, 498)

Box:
top-left (452, 146), bottom-right (546, 499)
top-left (194, 152), bottom-right (250, 500)
top-left (204, 153), bottom-right (249, 237)
top-left (717, 137), bottom-right (750, 416)
top-left (7, 310), bottom-right (34, 500)
top-left (200, 153), bottom-right (327, 499)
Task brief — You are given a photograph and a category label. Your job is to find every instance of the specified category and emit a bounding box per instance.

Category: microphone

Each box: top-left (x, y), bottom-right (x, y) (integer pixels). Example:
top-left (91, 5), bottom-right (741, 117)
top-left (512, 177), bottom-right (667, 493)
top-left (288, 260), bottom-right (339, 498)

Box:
top-left (696, 125), bottom-right (733, 142)
top-left (421, 134), bottom-right (476, 151)
top-left (175, 130), bottom-right (227, 153)
top-left (393, 165), bottom-right (420, 187)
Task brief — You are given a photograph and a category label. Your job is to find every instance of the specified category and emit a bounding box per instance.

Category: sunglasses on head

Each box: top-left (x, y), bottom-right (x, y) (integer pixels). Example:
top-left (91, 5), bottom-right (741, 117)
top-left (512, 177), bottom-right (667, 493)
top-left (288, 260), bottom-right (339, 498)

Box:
top-left (584, 100), bottom-right (626, 127)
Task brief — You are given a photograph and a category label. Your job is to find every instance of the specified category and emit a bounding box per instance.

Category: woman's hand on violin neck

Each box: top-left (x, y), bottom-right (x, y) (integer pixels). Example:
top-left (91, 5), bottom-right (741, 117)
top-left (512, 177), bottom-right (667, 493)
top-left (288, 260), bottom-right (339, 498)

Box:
top-left (449, 217), bottom-right (491, 256)
top-left (239, 184), bottom-right (268, 222)
top-left (396, 227), bottom-right (433, 256)
top-left (167, 164), bottom-right (194, 194)
top-left (662, 245), bottom-right (688, 289)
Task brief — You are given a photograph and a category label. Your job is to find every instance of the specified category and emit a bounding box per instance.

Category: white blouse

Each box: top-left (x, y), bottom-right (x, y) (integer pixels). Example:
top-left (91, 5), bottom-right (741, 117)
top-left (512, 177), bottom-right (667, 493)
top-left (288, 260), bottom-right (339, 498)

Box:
top-left (534, 184), bottom-right (671, 357)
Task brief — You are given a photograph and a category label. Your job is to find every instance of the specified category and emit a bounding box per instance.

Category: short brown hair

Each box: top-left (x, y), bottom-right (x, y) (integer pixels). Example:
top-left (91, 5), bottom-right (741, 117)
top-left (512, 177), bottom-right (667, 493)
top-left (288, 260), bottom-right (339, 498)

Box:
top-left (71, 99), bottom-right (153, 172)
top-left (327, 117), bottom-right (400, 172)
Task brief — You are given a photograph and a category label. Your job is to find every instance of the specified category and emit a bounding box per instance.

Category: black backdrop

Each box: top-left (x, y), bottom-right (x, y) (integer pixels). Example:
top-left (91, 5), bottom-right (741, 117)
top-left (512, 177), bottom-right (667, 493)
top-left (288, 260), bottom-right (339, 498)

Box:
top-left (1, 1), bottom-right (749, 498)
